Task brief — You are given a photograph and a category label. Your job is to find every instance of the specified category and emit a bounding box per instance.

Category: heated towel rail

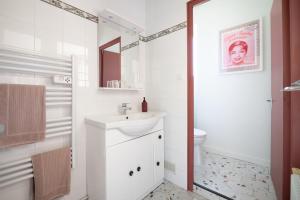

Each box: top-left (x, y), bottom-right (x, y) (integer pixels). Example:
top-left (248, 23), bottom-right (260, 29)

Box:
top-left (0, 47), bottom-right (76, 188)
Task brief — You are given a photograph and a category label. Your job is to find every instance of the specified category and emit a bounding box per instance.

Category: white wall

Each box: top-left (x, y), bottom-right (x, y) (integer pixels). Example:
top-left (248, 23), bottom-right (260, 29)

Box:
top-left (194, 0), bottom-right (273, 166)
top-left (0, 1), bottom-right (95, 199)
top-left (145, 0), bottom-right (188, 189)
top-left (66, 0), bottom-right (146, 29)
top-left (0, 0), bottom-right (146, 199)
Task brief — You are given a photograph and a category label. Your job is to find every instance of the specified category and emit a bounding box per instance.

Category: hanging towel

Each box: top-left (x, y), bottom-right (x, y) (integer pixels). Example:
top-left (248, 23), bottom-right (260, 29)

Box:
top-left (0, 84), bottom-right (46, 148)
top-left (32, 147), bottom-right (71, 200)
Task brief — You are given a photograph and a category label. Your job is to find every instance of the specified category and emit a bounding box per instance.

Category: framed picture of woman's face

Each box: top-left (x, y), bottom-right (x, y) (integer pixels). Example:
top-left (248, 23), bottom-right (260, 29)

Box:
top-left (219, 19), bottom-right (262, 74)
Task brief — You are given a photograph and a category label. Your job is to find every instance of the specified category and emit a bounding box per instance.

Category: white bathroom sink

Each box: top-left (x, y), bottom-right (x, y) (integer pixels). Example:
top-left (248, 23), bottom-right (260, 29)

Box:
top-left (85, 112), bottom-right (166, 136)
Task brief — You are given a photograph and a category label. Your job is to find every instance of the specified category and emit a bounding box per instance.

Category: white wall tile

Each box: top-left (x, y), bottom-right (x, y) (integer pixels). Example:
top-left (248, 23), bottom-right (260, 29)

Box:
top-left (0, 0), bottom-right (35, 23)
top-left (146, 29), bottom-right (188, 189)
top-left (0, 1), bottom-right (93, 199)
top-left (146, 0), bottom-right (187, 34)
top-left (0, 0), bottom-right (147, 199)
top-left (0, 16), bottom-right (34, 51)
top-left (63, 12), bottom-right (85, 57)
top-left (35, 1), bottom-right (64, 57)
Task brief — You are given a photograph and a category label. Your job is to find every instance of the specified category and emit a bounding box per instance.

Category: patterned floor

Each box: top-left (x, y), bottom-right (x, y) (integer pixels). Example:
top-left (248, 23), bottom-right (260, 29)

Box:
top-left (143, 181), bottom-right (208, 200)
top-left (194, 151), bottom-right (277, 200)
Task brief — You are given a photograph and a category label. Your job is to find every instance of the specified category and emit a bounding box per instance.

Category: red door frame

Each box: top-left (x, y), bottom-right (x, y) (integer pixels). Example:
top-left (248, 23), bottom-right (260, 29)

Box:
top-left (186, 0), bottom-right (210, 191)
top-left (270, 0), bottom-right (291, 199)
top-left (290, 0), bottom-right (300, 169)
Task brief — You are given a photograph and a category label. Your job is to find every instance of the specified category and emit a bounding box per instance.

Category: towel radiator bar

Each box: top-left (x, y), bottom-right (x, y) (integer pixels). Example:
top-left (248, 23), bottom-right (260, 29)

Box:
top-left (0, 49), bottom-right (72, 76)
top-left (46, 117), bottom-right (72, 138)
top-left (0, 150), bottom-right (74, 188)
top-left (46, 86), bottom-right (72, 106)
top-left (0, 47), bottom-right (77, 188)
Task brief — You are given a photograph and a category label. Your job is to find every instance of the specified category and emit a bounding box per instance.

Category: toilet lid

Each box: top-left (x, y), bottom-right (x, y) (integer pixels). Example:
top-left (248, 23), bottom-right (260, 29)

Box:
top-left (194, 129), bottom-right (207, 137)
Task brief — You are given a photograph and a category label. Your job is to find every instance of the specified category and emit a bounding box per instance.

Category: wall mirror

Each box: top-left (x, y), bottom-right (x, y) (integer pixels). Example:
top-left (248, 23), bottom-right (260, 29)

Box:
top-left (98, 15), bottom-right (143, 90)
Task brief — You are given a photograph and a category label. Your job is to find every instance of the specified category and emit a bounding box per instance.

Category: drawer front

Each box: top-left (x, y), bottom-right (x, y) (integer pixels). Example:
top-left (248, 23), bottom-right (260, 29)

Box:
top-left (106, 119), bottom-right (164, 147)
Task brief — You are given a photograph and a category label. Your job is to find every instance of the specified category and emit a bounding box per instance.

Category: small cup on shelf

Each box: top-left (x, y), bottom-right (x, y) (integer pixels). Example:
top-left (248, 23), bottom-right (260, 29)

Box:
top-left (106, 81), bottom-right (113, 88)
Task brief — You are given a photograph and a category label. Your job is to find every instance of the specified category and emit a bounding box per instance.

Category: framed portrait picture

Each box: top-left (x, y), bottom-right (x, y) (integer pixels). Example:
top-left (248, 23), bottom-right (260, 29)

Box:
top-left (219, 19), bottom-right (262, 74)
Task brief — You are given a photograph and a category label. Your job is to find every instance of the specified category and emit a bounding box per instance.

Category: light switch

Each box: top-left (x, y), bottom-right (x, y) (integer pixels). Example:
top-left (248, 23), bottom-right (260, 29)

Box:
top-left (53, 75), bottom-right (72, 85)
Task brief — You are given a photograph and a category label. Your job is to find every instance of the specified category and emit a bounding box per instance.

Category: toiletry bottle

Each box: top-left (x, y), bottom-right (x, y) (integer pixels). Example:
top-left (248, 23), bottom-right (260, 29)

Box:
top-left (142, 97), bottom-right (147, 112)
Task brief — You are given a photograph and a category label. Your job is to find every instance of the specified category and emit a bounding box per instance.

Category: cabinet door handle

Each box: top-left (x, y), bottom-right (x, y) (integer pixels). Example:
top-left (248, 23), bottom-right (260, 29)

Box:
top-left (137, 166), bottom-right (141, 172)
top-left (129, 170), bottom-right (134, 176)
top-left (158, 135), bottom-right (162, 139)
top-left (156, 161), bottom-right (160, 166)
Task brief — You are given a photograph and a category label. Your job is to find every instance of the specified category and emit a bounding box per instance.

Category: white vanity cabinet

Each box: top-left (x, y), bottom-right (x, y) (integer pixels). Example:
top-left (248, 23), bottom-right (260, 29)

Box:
top-left (86, 114), bottom-right (165, 200)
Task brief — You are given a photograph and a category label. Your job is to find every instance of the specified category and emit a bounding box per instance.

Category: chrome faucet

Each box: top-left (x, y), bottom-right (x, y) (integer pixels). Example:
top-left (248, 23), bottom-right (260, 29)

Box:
top-left (120, 103), bottom-right (132, 115)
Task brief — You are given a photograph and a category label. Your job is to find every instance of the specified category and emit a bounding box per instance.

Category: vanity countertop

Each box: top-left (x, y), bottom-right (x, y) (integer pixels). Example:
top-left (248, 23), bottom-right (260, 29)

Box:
top-left (85, 111), bottom-right (166, 134)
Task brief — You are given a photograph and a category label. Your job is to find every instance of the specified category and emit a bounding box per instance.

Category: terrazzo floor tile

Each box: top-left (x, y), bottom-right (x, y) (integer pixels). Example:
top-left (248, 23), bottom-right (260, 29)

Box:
top-left (143, 181), bottom-right (208, 200)
top-left (194, 151), bottom-right (277, 200)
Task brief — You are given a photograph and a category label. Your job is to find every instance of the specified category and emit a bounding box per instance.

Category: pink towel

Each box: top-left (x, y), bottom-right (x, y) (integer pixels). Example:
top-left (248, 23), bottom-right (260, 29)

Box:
top-left (32, 147), bottom-right (71, 200)
top-left (0, 84), bottom-right (45, 148)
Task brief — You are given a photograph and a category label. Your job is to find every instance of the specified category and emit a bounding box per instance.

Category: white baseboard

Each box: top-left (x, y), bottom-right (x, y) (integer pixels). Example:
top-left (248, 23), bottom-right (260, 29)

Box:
top-left (203, 145), bottom-right (270, 167)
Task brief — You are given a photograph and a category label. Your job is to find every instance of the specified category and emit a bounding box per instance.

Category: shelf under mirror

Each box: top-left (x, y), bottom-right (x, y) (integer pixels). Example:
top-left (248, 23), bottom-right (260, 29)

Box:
top-left (99, 87), bottom-right (144, 91)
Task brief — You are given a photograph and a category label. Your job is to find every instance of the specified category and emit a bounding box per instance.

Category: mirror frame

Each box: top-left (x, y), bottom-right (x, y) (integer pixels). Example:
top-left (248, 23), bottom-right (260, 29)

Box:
top-left (99, 37), bottom-right (121, 87)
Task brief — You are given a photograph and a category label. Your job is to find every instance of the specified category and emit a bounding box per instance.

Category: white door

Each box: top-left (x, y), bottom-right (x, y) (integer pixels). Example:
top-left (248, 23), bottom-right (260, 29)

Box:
top-left (134, 134), bottom-right (155, 199)
top-left (154, 131), bottom-right (164, 184)
top-left (107, 134), bottom-right (155, 200)
top-left (107, 140), bottom-right (137, 200)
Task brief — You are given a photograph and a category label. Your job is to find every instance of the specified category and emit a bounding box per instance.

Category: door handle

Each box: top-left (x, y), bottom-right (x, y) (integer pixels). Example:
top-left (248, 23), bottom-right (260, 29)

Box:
top-left (282, 80), bottom-right (300, 92)
top-left (282, 86), bottom-right (300, 92)
top-left (266, 99), bottom-right (273, 103)
top-left (129, 170), bottom-right (134, 176)
top-left (291, 80), bottom-right (300, 86)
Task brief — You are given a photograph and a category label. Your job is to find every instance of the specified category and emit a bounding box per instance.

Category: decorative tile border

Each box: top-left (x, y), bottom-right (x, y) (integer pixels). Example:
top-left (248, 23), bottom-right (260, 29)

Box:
top-left (139, 35), bottom-right (148, 43)
top-left (140, 21), bottom-right (187, 42)
top-left (121, 40), bottom-right (139, 52)
top-left (123, 22), bottom-right (188, 50)
top-left (40, 0), bottom-right (98, 23)
top-left (40, 0), bottom-right (187, 42)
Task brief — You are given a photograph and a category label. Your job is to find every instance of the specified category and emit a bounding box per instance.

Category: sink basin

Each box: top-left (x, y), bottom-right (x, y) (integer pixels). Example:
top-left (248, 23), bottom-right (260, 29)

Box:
top-left (85, 112), bottom-right (166, 136)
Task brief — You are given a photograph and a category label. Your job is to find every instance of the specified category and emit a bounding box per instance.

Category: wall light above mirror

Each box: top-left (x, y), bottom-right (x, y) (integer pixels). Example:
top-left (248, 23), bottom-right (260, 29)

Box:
top-left (98, 9), bottom-right (144, 90)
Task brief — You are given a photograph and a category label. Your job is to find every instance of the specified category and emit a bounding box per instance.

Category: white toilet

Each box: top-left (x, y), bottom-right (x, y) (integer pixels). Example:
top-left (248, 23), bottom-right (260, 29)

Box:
top-left (194, 128), bottom-right (207, 166)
